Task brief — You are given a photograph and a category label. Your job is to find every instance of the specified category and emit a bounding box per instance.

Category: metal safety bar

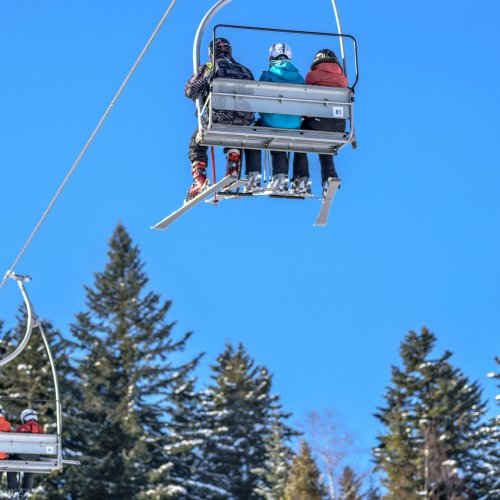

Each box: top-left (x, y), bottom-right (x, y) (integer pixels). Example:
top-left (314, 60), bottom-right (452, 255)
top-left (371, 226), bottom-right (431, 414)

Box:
top-left (213, 24), bottom-right (358, 89)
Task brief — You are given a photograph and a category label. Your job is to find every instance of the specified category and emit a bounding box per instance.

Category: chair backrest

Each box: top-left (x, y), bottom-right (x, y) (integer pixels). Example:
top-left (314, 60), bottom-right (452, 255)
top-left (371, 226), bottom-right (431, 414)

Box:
top-left (210, 78), bottom-right (352, 121)
top-left (0, 432), bottom-right (59, 455)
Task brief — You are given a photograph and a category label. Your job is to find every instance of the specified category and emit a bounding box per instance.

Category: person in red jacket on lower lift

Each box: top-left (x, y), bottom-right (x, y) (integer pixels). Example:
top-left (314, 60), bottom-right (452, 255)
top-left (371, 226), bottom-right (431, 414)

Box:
top-left (15, 409), bottom-right (44, 495)
top-left (0, 405), bottom-right (17, 491)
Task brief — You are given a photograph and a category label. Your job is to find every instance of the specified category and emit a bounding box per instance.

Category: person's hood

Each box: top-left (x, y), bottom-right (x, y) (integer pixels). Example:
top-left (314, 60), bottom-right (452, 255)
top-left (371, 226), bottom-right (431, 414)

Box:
top-left (268, 60), bottom-right (302, 81)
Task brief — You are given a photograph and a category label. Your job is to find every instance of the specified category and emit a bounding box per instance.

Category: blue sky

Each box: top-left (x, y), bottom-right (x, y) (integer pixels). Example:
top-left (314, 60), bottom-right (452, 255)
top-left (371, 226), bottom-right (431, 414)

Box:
top-left (0, 0), bottom-right (498, 471)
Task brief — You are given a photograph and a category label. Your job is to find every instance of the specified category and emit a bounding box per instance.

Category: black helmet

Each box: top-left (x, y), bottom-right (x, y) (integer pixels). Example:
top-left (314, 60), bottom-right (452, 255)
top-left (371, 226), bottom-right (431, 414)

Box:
top-left (208, 38), bottom-right (232, 58)
top-left (311, 48), bottom-right (340, 69)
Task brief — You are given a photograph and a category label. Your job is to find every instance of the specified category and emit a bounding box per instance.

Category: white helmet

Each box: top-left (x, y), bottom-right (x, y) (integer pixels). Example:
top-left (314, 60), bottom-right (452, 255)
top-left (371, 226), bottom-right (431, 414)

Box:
top-left (21, 409), bottom-right (37, 423)
top-left (269, 43), bottom-right (292, 61)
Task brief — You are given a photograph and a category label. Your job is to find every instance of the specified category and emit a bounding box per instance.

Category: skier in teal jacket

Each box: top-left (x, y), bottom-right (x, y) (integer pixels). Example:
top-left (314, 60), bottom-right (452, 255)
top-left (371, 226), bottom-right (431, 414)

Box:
top-left (258, 43), bottom-right (305, 194)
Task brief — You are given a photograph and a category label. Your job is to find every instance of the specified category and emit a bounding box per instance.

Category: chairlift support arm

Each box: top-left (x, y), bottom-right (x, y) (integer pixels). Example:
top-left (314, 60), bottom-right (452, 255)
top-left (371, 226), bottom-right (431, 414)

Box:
top-left (193, 0), bottom-right (348, 72)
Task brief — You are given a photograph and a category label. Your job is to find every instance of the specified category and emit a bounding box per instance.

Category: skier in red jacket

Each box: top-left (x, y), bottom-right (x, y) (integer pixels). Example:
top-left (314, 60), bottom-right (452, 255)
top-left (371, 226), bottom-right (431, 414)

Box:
top-left (14, 409), bottom-right (44, 494)
top-left (0, 406), bottom-right (17, 491)
top-left (291, 49), bottom-right (348, 196)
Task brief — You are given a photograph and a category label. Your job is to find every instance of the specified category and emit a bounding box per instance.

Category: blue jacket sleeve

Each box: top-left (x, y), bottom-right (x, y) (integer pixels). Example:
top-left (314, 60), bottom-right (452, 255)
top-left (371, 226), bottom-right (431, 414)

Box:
top-left (259, 70), bottom-right (271, 82)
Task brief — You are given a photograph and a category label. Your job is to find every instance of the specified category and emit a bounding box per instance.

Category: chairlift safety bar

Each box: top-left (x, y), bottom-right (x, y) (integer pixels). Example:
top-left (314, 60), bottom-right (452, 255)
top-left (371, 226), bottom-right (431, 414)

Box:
top-left (213, 24), bottom-right (359, 90)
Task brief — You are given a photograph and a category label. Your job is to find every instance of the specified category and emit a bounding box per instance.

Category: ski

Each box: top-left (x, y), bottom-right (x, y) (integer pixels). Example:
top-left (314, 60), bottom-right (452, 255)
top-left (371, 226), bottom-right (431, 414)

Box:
top-left (313, 178), bottom-right (341, 227)
top-left (151, 175), bottom-right (242, 230)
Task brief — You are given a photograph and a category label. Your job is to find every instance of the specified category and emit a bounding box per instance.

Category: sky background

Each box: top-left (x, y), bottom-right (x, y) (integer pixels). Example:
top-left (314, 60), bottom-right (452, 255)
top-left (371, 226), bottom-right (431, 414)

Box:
top-left (0, 0), bottom-right (499, 472)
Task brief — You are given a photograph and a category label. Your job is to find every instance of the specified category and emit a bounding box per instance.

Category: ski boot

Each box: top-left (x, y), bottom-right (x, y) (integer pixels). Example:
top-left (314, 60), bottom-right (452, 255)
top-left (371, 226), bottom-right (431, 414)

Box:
top-left (186, 161), bottom-right (210, 202)
top-left (242, 172), bottom-right (262, 194)
top-left (225, 149), bottom-right (241, 177)
top-left (266, 173), bottom-right (289, 195)
top-left (290, 177), bottom-right (312, 196)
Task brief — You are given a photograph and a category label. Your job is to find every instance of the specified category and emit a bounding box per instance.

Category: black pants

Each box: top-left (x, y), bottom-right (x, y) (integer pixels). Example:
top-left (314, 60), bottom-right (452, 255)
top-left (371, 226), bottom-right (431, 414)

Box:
top-left (1, 471), bottom-right (18, 490)
top-left (270, 151), bottom-right (290, 176)
top-left (188, 129), bottom-right (261, 175)
top-left (14, 454), bottom-right (39, 490)
top-left (293, 117), bottom-right (345, 182)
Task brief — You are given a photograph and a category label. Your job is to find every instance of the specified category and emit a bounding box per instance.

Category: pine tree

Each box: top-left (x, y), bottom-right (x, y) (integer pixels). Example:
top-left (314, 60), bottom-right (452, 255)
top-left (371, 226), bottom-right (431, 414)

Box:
top-left (374, 327), bottom-right (493, 499)
top-left (253, 408), bottom-right (294, 499)
top-left (199, 342), bottom-right (293, 499)
top-left (62, 223), bottom-right (201, 499)
top-left (338, 466), bottom-right (362, 500)
top-left (157, 371), bottom-right (213, 499)
top-left (364, 478), bottom-right (382, 500)
top-left (479, 357), bottom-right (500, 498)
top-left (284, 440), bottom-right (327, 500)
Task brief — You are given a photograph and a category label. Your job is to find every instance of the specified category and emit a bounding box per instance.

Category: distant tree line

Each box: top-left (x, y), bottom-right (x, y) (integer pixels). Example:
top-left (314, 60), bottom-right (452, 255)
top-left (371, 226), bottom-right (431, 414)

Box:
top-left (0, 224), bottom-right (497, 499)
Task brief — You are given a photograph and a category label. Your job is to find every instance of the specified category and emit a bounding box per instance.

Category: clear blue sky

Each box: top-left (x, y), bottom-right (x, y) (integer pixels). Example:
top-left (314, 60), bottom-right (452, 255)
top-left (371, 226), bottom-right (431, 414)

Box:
top-left (1, 0), bottom-right (498, 470)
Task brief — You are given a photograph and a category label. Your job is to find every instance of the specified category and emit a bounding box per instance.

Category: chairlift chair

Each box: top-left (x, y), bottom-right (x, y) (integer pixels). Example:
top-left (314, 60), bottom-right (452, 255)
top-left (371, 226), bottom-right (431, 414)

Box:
top-left (0, 274), bottom-right (78, 474)
top-left (192, 1), bottom-right (359, 155)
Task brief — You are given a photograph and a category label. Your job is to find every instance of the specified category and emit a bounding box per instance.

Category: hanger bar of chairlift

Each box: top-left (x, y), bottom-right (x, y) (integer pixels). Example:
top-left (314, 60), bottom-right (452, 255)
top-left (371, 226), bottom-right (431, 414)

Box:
top-left (37, 320), bottom-right (63, 438)
top-left (0, 276), bottom-right (36, 368)
top-left (331, 0), bottom-right (347, 79)
top-left (193, 0), bottom-right (233, 71)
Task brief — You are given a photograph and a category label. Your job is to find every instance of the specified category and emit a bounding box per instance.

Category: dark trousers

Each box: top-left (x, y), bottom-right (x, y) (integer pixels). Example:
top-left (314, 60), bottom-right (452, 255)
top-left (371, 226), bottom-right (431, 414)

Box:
top-left (2, 471), bottom-right (18, 489)
top-left (14, 454), bottom-right (39, 490)
top-left (270, 151), bottom-right (290, 177)
top-left (293, 117), bottom-right (345, 182)
top-left (188, 129), bottom-right (261, 175)
top-left (20, 472), bottom-right (35, 490)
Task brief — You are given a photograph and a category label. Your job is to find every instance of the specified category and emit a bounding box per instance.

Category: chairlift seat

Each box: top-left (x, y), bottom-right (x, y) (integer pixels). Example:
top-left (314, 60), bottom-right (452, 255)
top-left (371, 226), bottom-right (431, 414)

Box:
top-left (198, 79), bottom-right (355, 153)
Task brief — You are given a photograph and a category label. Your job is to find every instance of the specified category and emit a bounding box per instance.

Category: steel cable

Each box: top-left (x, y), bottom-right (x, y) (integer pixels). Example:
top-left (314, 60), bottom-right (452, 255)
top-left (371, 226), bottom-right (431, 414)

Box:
top-left (1, 0), bottom-right (178, 289)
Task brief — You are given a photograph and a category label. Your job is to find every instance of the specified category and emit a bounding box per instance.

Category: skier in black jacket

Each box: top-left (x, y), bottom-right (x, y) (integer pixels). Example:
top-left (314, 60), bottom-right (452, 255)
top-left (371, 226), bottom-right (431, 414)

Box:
top-left (184, 38), bottom-right (260, 201)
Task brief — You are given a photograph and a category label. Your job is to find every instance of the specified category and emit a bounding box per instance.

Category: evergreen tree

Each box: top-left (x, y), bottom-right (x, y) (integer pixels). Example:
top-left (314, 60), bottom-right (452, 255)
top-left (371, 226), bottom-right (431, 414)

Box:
top-left (62, 223), bottom-right (201, 499)
top-left (284, 440), bottom-right (327, 500)
top-left (199, 342), bottom-right (293, 499)
top-left (157, 371), bottom-right (214, 499)
top-left (363, 478), bottom-right (382, 500)
top-left (480, 357), bottom-right (500, 498)
top-left (253, 408), bottom-right (294, 499)
top-left (374, 327), bottom-right (493, 499)
top-left (338, 466), bottom-right (362, 500)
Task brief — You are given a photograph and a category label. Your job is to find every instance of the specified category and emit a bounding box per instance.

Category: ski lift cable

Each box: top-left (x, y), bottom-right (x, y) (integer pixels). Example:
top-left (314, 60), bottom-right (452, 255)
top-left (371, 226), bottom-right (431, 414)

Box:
top-left (0, 0), bottom-right (179, 291)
